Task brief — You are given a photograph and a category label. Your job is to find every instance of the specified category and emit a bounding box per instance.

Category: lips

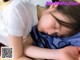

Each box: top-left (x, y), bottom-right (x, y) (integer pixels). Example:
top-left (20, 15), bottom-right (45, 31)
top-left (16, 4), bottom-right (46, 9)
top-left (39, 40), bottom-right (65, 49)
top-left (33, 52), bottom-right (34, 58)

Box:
top-left (57, 34), bottom-right (61, 36)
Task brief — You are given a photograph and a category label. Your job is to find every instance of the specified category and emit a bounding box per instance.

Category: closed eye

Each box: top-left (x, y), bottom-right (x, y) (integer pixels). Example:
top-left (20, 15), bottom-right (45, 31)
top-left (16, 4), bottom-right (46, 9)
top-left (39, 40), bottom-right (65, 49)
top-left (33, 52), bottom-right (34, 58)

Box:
top-left (49, 12), bottom-right (75, 29)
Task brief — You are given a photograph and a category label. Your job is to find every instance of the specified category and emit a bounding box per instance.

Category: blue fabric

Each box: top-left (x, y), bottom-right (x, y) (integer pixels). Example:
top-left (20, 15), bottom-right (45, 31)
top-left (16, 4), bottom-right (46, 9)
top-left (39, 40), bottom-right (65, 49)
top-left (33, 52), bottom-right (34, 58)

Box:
top-left (30, 26), bottom-right (80, 49)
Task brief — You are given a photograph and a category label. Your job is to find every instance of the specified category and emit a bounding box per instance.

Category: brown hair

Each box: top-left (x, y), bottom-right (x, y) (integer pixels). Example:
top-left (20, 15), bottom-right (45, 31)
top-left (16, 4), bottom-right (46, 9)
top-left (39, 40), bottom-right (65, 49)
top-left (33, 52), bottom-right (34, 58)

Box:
top-left (3, 0), bottom-right (9, 2)
top-left (47, 0), bottom-right (80, 35)
top-left (58, 0), bottom-right (80, 35)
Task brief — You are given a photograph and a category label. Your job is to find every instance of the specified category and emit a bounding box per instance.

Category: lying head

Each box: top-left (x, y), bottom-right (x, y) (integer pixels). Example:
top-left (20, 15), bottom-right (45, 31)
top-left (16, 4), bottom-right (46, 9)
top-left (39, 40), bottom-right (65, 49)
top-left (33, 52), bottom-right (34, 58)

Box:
top-left (38, 0), bottom-right (80, 37)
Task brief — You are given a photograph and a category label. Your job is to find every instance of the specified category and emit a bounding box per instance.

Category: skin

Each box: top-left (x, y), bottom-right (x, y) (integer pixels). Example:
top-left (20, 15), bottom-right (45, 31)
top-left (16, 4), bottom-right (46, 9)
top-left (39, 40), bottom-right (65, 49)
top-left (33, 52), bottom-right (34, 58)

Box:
top-left (0, 0), bottom-right (80, 60)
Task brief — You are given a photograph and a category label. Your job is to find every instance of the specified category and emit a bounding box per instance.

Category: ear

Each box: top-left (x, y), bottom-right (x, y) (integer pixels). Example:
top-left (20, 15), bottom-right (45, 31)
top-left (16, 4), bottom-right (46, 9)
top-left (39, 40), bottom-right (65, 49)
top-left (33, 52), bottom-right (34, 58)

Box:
top-left (48, 4), bottom-right (58, 12)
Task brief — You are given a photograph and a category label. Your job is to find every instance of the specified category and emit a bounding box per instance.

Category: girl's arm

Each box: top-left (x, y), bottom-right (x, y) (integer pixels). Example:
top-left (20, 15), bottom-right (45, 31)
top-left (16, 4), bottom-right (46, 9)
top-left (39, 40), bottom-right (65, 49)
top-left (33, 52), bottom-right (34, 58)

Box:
top-left (24, 35), bottom-right (59, 60)
top-left (8, 35), bottom-right (32, 60)
top-left (24, 35), bottom-right (80, 60)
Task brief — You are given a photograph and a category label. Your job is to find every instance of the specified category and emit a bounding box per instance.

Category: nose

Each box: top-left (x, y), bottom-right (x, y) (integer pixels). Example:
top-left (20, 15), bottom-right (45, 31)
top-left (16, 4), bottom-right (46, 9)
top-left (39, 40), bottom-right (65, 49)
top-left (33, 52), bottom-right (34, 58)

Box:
top-left (48, 29), bottom-right (60, 36)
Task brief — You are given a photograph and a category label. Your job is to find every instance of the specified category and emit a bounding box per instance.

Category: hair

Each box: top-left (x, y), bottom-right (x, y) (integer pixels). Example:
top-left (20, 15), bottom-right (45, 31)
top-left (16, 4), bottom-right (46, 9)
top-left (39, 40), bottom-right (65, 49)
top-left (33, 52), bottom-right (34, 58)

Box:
top-left (3, 0), bottom-right (9, 2)
top-left (47, 0), bottom-right (80, 36)
top-left (52, 0), bottom-right (59, 2)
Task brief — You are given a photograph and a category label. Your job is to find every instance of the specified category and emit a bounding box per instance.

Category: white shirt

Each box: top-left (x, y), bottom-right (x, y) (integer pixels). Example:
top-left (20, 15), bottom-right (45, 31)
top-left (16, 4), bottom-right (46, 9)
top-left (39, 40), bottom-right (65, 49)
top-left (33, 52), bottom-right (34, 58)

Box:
top-left (0, 0), bottom-right (38, 46)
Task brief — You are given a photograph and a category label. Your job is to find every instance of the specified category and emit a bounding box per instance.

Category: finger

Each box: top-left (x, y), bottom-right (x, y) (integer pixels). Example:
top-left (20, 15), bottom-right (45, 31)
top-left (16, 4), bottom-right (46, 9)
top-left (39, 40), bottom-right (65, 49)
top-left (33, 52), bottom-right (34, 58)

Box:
top-left (78, 55), bottom-right (80, 60)
top-left (77, 47), bottom-right (80, 51)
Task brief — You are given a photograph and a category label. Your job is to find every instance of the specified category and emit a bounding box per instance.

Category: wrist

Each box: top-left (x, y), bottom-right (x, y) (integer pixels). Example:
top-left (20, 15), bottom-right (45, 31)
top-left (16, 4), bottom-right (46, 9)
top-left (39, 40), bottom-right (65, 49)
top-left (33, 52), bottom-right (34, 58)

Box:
top-left (51, 49), bottom-right (65, 60)
top-left (50, 49), bottom-right (61, 60)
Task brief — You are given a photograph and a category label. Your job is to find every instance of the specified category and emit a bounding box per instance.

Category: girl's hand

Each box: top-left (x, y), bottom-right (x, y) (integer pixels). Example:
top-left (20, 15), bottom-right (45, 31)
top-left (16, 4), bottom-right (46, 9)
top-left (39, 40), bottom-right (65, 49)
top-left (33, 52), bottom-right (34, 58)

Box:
top-left (56, 46), bottom-right (79, 60)
top-left (77, 47), bottom-right (80, 60)
top-left (78, 55), bottom-right (80, 60)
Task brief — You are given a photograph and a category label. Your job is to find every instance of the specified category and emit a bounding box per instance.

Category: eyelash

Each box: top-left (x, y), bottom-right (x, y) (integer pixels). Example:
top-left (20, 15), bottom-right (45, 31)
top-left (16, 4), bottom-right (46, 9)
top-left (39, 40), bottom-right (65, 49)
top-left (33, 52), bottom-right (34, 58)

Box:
top-left (53, 21), bottom-right (61, 30)
top-left (50, 12), bottom-right (72, 29)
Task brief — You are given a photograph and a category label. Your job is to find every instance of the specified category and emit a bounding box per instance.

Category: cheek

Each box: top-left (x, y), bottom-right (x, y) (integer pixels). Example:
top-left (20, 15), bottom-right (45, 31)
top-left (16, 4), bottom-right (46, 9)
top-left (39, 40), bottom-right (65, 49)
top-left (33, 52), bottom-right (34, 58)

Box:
top-left (41, 20), bottom-right (52, 28)
top-left (60, 27), bottom-right (71, 34)
top-left (40, 20), bottom-right (55, 31)
top-left (39, 15), bottom-right (55, 29)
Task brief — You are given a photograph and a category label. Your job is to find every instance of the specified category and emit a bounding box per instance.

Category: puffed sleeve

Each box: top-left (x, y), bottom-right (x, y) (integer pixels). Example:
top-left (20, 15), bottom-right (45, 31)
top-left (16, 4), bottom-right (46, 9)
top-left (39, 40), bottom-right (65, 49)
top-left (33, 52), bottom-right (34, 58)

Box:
top-left (3, 2), bottom-right (29, 36)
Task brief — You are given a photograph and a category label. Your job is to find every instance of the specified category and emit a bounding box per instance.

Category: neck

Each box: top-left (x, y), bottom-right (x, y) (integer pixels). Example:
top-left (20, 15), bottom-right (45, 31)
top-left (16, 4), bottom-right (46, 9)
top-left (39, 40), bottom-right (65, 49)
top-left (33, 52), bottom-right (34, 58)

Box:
top-left (37, 5), bottom-right (46, 20)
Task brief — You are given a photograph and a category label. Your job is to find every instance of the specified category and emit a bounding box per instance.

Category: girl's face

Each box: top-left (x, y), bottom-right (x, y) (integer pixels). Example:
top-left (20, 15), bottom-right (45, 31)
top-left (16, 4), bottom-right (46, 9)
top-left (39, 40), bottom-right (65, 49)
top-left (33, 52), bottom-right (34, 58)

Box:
top-left (38, 5), bottom-right (73, 37)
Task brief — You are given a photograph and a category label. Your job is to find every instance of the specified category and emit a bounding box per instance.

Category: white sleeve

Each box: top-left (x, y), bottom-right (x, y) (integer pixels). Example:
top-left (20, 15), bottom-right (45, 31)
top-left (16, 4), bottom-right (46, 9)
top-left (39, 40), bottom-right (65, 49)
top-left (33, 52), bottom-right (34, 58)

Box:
top-left (4, 3), bottom-right (29, 36)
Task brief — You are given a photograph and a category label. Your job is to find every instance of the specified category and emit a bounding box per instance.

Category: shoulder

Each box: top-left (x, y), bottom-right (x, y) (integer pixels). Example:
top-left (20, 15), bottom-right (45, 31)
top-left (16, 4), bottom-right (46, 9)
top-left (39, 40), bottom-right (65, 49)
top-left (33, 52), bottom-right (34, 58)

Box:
top-left (4, 0), bottom-right (34, 17)
top-left (8, 0), bottom-right (33, 9)
top-left (3, 0), bottom-right (34, 20)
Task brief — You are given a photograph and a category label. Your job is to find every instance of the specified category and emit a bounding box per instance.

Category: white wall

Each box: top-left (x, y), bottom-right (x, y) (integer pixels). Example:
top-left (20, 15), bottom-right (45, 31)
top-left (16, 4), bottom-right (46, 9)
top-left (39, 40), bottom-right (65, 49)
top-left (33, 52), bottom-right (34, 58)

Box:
top-left (30, 0), bottom-right (52, 7)
top-left (11, 0), bottom-right (52, 6)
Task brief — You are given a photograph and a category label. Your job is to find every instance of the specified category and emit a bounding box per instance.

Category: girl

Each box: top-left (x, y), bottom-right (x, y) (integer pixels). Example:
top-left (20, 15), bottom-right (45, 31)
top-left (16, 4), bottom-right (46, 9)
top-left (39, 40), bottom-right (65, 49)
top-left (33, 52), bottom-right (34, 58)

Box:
top-left (24, 0), bottom-right (80, 60)
top-left (0, 0), bottom-right (80, 60)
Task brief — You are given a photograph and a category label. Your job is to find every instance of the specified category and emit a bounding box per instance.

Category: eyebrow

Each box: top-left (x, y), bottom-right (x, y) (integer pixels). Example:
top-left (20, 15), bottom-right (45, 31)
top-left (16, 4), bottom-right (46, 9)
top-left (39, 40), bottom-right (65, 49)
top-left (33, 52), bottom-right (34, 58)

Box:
top-left (49, 12), bottom-right (74, 28)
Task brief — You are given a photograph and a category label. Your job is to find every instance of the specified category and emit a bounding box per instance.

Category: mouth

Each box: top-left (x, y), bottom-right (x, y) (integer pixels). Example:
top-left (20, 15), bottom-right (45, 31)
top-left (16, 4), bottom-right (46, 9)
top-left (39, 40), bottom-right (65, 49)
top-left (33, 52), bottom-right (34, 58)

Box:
top-left (57, 34), bottom-right (61, 36)
top-left (47, 33), bottom-right (59, 36)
